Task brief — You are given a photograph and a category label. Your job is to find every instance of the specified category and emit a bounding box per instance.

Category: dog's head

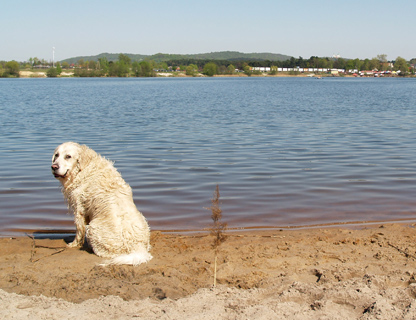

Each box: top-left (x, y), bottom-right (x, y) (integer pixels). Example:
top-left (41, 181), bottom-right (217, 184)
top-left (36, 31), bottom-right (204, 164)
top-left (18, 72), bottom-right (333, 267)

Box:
top-left (51, 142), bottom-right (95, 182)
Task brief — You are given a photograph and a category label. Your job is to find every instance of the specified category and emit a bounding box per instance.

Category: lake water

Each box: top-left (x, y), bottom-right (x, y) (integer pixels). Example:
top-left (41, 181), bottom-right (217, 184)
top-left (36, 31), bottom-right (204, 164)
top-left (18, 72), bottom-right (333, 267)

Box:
top-left (1, 77), bottom-right (416, 237)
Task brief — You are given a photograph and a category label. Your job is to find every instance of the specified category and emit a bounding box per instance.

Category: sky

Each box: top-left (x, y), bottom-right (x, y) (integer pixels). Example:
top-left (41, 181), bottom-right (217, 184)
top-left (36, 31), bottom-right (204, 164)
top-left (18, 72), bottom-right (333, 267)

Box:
top-left (2, 0), bottom-right (415, 62)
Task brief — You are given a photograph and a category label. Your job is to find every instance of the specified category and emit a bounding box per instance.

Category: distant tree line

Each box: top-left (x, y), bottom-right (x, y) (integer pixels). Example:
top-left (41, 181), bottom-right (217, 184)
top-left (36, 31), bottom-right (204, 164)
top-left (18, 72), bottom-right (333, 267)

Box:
top-left (1, 54), bottom-right (415, 78)
top-left (164, 55), bottom-right (414, 74)
top-left (0, 60), bottom-right (20, 77)
top-left (65, 54), bottom-right (413, 77)
top-left (70, 54), bottom-right (159, 77)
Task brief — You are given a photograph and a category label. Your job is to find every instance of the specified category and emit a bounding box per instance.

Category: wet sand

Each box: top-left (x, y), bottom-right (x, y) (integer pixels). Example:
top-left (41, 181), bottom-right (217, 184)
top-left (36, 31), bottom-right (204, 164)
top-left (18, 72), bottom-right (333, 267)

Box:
top-left (1, 223), bottom-right (416, 319)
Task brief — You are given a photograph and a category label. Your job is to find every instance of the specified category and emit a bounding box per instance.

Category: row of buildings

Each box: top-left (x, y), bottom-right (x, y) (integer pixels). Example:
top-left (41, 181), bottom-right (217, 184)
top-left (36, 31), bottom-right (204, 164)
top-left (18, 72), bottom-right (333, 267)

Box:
top-left (251, 67), bottom-right (343, 73)
top-left (250, 67), bottom-right (404, 76)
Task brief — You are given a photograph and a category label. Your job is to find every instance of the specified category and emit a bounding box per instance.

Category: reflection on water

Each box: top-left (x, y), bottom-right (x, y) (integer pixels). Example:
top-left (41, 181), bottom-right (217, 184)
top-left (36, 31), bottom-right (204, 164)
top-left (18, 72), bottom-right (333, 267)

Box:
top-left (1, 77), bottom-right (416, 236)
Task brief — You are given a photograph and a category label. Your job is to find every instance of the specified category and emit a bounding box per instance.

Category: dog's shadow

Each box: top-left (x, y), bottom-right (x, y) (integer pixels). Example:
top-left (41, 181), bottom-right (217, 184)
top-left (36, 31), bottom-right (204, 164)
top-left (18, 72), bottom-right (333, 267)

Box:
top-left (31, 232), bottom-right (94, 254)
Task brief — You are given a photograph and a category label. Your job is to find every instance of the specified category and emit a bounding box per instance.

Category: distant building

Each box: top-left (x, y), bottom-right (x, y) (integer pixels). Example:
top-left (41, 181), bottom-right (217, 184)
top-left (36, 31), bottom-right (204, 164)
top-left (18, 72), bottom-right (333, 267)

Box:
top-left (251, 67), bottom-right (271, 72)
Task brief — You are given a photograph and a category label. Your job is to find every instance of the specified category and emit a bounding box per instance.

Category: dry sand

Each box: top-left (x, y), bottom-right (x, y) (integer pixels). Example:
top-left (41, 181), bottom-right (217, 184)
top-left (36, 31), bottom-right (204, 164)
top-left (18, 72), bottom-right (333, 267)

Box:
top-left (19, 71), bottom-right (46, 78)
top-left (19, 71), bottom-right (74, 77)
top-left (1, 223), bottom-right (416, 319)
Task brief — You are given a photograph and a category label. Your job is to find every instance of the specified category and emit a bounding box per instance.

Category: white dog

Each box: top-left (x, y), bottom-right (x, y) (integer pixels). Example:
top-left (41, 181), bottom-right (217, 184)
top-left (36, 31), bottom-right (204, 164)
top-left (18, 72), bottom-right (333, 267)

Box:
top-left (51, 142), bottom-right (152, 265)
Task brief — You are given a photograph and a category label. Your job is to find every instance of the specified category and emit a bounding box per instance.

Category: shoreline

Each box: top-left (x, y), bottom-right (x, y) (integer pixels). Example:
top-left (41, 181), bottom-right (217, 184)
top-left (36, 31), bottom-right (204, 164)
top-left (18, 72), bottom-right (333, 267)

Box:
top-left (2, 223), bottom-right (416, 318)
top-left (16, 70), bottom-right (329, 78)
top-left (3, 217), bottom-right (416, 238)
top-left (17, 70), bottom-right (403, 79)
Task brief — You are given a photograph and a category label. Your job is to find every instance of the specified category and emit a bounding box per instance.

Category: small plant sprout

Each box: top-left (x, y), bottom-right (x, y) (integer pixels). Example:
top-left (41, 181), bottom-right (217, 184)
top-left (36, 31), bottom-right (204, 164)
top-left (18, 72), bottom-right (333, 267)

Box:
top-left (206, 184), bottom-right (227, 287)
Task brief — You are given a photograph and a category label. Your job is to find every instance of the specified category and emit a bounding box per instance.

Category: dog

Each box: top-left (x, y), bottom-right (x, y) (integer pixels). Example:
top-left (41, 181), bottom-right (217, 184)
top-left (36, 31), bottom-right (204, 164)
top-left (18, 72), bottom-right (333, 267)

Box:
top-left (51, 142), bottom-right (152, 265)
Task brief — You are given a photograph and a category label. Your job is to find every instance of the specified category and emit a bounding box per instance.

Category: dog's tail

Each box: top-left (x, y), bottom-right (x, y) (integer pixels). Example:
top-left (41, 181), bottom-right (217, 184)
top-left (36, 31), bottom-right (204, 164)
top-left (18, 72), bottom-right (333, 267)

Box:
top-left (101, 249), bottom-right (153, 266)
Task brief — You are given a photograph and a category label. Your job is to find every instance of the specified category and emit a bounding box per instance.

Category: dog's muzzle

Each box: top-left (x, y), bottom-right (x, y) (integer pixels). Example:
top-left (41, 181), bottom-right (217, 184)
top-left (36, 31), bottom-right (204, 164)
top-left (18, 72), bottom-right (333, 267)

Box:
top-left (51, 164), bottom-right (68, 179)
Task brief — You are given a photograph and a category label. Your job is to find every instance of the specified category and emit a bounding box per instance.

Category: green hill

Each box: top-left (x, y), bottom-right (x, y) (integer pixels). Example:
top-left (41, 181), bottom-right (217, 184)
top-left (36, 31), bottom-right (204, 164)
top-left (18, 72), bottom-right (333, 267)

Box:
top-left (61, 51), bottom-right (292, 64)
top-left (60, 53), bottom-right (147, 65)
top-left (187, 51), bottom-right (292, 61)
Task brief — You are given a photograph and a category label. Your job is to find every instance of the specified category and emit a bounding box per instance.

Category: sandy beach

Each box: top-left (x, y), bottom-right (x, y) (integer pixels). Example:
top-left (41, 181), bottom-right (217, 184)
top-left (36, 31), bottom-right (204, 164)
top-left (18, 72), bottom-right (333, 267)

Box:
top-left (1, 223), bottom-right (416, 319)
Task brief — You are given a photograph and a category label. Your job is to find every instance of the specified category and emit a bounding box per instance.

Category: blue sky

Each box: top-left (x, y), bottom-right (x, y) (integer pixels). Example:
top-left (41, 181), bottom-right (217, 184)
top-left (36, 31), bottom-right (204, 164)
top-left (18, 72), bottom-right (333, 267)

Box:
top-left (2, 0), bottom-right (414, 62)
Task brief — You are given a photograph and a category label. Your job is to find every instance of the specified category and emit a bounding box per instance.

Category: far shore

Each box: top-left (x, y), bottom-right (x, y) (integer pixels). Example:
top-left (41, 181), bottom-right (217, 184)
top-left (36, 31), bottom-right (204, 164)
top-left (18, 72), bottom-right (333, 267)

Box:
top-left (18, 70), bottom-right (369, 79)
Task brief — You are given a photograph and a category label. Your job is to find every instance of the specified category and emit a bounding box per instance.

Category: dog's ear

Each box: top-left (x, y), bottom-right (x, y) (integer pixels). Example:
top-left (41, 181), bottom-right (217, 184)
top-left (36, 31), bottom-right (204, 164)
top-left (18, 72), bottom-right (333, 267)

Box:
top-left (77, 145), bottom-right (96, 171)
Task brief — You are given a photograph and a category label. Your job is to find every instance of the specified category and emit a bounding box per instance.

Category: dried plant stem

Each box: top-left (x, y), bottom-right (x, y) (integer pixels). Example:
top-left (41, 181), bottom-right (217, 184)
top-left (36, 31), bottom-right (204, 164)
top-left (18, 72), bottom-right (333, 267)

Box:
top-left (214, 255), bottom-right (218, 287)
top-left (206, 185), bottom-right (227, 287)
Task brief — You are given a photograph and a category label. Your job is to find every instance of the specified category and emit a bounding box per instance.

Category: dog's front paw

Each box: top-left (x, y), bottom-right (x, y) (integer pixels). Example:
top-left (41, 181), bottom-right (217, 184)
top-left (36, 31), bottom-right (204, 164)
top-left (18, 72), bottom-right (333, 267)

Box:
top-left (67, 241), bottom-right (81, 248)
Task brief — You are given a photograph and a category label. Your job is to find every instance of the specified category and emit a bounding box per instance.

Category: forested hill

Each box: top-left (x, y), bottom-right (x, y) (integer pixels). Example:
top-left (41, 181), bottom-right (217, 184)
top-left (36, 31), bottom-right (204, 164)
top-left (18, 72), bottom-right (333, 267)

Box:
top-left (152, 51), bottom-right (293, 61)
top-left (61, 53), bottom-right (147, 65)
top-left (61, 51), bottom-right (292, 64)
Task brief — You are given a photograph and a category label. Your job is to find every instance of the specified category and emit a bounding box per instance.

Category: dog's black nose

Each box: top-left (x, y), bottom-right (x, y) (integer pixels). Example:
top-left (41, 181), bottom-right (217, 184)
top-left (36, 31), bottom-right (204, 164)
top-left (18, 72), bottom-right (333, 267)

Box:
top-left (51, 164), bottom-right (59, 171)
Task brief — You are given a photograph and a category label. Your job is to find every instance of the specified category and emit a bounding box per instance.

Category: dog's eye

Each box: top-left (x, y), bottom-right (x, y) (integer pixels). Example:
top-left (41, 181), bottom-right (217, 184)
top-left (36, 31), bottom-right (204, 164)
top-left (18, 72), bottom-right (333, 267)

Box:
top-left (65, 155), bottom-right (72, 160)
top-left (55, 153), bottom-right (59, 158)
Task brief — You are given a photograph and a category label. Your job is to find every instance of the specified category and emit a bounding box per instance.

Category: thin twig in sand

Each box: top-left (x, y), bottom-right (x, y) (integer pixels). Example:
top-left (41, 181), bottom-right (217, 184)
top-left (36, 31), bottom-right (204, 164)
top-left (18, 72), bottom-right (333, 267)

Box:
top-left (26, 233), bottom-right (67, 263)
top-left (388, 242), bottom-right (416, 260)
